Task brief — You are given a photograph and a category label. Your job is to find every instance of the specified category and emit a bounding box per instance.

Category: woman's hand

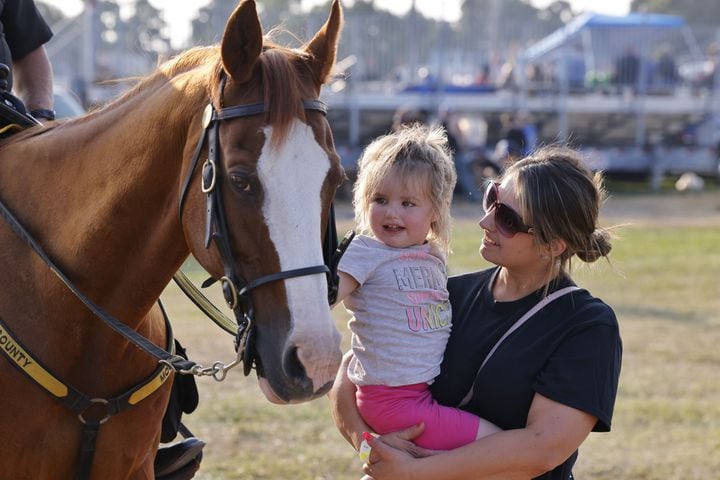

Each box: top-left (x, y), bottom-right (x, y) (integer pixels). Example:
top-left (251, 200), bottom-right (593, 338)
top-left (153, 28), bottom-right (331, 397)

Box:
top-left (363, 434), bottom-right (422, 480)
top-left (377, 424), bottom-right (437, 458)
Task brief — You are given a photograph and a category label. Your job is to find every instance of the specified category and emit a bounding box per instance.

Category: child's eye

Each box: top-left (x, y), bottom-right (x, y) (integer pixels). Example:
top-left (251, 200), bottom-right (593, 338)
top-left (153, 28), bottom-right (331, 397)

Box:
top-left (402, 201), bottom-right (415, 207)
top-left (373, 196), bottom-right (387, 205)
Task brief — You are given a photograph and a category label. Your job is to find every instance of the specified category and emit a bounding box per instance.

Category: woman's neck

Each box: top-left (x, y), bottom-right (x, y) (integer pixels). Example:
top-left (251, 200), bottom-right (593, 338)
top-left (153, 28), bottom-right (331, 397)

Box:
top-left (492, 264), bottom-right (559, 302)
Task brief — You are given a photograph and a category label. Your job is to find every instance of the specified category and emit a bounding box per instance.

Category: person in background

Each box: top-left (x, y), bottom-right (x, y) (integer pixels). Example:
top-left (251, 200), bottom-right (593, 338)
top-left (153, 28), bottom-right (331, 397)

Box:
top-left (333, 124), bottom-right (501, 457)
top-left (329, 145), bottom-right (622, 480)
top-left (517, 110), bottom-right (538, 156)
top-left (0, 0), bottom-right (54, 123)
top-left (439, 108), bottom-right (482, 202)
top-left (566, 43), bottom-right (587, 93)
top-left (612, 46), bottom-right (640, 94)
top-left (495, 112), bottom-right (527, 167)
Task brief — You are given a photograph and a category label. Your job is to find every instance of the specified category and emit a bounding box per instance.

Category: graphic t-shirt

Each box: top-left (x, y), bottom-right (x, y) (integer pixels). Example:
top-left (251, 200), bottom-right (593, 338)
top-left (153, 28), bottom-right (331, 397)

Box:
top-left (338, 235), bottom-right (451, 386)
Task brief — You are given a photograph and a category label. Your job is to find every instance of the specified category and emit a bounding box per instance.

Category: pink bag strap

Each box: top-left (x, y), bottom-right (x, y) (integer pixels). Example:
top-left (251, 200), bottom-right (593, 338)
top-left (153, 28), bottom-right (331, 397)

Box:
top-left (458, 286), bottom-right (580, 407)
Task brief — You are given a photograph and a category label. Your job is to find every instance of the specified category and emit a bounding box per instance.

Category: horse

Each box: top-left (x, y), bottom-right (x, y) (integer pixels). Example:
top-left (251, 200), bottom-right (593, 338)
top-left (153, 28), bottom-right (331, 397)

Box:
top-left (0, 0), bottom-right (344, 477)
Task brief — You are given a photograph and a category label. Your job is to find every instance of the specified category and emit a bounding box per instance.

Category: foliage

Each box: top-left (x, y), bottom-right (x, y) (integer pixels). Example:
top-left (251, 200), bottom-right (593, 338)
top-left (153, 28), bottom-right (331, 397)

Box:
top-left (93, 0), bottom-right (169, 59)
top-left (458, 0), bottom-right (579, 52)
top-left (126, 0), bottom-right (170, 56)
top-left (630, 0), bottom-right (720, 25)
top-left (190, 1), bottom-right (236, 47)
top-left (36, 1), bottom-right (65, 27)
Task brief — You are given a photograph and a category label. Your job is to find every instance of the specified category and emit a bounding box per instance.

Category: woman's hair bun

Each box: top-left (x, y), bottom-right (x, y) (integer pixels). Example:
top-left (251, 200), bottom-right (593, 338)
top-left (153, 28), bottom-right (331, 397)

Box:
top-left (577, 229), bottom-right (612, 263)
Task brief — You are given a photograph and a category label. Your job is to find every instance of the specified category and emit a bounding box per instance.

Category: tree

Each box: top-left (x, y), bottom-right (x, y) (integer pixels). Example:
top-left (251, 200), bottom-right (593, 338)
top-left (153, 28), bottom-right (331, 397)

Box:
top-left (191, 1), bottom-right (236, 46)
top-left (36, 1), bottom-right (66, 27)
top-left (96, 0), bottom-right (122, 49)
top-left (630, 0), bottom-right (720, 25)
top-left (124, 0), bottom-right (170, 56)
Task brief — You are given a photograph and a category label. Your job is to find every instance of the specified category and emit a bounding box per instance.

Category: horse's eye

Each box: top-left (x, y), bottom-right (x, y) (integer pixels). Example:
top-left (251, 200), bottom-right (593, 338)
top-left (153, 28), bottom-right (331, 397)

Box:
top-left (229, 174), bottom-right (252, 193)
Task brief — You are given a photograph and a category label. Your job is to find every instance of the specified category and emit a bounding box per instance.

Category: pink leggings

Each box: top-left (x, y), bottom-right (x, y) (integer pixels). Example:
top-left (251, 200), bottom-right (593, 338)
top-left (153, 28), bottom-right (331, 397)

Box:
top-left (356, 383), bottom-right (480, 450)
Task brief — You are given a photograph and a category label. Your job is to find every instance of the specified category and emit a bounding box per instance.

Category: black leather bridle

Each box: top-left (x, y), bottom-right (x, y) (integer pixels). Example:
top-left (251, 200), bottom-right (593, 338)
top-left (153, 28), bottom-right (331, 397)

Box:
top-left (177, 75), bottom-right (341, 376)
top-left (0, 75), bottom-right (346, 480)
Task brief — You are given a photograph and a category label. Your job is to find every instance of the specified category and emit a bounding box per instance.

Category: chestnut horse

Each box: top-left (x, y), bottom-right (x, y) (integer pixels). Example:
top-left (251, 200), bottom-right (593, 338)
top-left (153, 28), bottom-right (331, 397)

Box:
top-left (0, 0), bottom-right (344, 478)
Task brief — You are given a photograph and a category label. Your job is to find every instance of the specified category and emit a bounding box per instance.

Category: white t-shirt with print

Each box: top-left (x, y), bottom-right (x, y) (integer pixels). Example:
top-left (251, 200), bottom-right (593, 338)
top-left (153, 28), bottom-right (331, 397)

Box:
top-left (338, 235), bottom-right (452, 387)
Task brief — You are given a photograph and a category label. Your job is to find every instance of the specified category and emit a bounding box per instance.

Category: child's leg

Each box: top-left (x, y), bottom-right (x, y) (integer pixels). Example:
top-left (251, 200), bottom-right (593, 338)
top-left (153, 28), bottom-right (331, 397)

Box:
top-left (356, 384), bottom-right (500, 451)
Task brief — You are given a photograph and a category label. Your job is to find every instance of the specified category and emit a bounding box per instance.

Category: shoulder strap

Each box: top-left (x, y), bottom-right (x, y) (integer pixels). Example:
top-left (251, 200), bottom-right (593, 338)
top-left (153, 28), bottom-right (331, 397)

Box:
top-left (458, 286), bottom-right (581, 407)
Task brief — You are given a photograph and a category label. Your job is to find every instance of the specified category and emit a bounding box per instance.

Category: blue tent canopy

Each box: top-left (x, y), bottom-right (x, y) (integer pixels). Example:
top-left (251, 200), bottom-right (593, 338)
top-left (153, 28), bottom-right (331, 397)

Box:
top-left (523, 12), bottom-right (687, 61)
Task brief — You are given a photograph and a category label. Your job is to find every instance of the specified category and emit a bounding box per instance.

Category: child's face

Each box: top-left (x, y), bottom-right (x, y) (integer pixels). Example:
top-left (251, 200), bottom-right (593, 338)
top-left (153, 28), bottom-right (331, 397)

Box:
top-left (368, 173), bottom-right (437, 249)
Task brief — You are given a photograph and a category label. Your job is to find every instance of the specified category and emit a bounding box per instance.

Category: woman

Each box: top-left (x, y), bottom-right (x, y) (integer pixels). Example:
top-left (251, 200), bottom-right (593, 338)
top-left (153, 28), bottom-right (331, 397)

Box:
top-left (329, 146), bottom-right (622, 480)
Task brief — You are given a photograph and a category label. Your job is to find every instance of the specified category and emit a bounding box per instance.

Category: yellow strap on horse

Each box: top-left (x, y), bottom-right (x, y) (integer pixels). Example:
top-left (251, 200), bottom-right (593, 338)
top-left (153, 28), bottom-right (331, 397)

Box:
top-left (0, 122), bottom-right (25, 135)
top-left (0, 307), bottom-right (175, 411)
top-left (0, 320), bottom-right (68, 397)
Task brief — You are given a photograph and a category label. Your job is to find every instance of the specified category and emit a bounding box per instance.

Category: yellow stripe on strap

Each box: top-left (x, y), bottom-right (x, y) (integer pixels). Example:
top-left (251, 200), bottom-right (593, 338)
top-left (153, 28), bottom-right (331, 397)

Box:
top-left (128, 363), bottom-right (173, 405)
top-left (0, 324), bottom-right (68, 398)
top-left (0, 123), bottom-right (24, 135)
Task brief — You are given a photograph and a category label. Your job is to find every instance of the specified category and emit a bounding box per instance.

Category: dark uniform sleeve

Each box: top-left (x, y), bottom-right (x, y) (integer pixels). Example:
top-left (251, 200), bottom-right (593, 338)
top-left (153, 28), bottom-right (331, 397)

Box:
top-left (2, 0), bottom-right (53, 60)
top-left (533, 308), bottom-right (622, 432)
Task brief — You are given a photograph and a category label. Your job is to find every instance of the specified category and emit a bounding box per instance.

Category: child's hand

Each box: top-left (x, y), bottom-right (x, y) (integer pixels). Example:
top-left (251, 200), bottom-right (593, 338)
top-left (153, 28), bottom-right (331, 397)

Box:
top-left (358, 431), bottom-right (374, 463)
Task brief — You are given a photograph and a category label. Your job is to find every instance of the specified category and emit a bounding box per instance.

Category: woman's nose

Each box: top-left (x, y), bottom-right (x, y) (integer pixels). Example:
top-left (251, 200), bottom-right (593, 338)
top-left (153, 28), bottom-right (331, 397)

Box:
top-left (478, 209), bottom-right (493, 230)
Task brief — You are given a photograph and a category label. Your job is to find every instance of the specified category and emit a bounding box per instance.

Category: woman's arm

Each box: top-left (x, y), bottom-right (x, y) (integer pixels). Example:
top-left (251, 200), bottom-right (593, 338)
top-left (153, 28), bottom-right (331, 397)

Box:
top-left (328, 351), bottom-right (433, 457)
top-left (364, 393), bottom-right (597, 480)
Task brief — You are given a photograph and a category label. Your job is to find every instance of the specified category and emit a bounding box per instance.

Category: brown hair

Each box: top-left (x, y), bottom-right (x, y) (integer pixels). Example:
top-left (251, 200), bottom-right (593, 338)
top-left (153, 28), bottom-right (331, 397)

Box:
top-left (502, 146), bottom-right (612, 276)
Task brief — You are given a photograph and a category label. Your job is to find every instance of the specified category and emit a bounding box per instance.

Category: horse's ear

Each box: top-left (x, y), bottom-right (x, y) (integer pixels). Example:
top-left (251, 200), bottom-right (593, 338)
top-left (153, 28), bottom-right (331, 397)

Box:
top-left (221, 0), bottom-right (263, 83)
top-left (303, 0), bottom-right (343, 85)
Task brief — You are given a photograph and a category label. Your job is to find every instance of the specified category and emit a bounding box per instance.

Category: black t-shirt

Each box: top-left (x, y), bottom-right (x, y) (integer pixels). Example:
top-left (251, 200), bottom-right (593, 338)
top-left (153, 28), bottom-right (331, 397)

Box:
top-left (430, 267), bottom-right (622, 480)
top-left (0, 0), bottom-right (53, 90)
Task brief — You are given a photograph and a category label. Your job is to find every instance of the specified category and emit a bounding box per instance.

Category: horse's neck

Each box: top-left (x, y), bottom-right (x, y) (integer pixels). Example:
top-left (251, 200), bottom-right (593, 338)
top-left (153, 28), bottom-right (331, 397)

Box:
top-left (0, 81), bottom-right (201, 322)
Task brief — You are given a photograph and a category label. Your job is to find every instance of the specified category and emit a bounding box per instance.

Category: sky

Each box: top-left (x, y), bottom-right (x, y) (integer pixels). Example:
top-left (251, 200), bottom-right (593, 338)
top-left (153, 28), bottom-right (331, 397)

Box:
top-left (43, 0), bottom-right (632, 49)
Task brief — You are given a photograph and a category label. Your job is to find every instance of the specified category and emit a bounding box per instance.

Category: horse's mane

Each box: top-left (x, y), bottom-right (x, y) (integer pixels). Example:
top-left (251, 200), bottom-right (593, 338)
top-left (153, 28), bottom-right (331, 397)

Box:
top-left (0, 38), bottom-right (314, 150)
top-left (109, 40), bottom-right (312, 146)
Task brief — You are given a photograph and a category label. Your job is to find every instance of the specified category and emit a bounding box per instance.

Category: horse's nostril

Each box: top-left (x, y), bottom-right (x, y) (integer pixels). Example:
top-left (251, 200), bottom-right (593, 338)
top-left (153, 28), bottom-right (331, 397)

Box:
top-left (283, 346), bottom-right (308, 382)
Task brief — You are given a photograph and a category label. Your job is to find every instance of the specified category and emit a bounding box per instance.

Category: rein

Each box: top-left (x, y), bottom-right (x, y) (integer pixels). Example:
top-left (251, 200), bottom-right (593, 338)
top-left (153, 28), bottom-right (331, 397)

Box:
top-left (176, 75), bottom-right (340, 376)
top-left (0, 83), bottom-right (341, 479)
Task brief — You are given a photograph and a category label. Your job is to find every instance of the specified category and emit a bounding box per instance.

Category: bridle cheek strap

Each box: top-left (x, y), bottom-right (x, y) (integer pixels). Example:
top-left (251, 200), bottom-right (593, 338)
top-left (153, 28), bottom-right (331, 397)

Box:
top-left (178, 96), bottom-right (335, 376)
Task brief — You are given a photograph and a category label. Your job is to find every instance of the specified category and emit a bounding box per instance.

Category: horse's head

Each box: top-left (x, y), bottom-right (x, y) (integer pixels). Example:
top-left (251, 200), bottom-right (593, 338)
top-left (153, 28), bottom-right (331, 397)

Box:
top-left (180, 0), bottom-right (344, 403)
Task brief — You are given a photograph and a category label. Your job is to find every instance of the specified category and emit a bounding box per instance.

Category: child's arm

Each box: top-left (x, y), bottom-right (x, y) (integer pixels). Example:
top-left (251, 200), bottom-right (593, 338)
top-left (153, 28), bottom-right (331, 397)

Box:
top-left (331, 271), bottom-right (360, 308)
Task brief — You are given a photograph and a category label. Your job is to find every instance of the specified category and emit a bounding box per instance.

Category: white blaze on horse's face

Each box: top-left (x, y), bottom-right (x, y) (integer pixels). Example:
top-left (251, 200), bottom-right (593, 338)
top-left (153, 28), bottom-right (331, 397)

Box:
top-left (256, 119), bottom-right (341, 398)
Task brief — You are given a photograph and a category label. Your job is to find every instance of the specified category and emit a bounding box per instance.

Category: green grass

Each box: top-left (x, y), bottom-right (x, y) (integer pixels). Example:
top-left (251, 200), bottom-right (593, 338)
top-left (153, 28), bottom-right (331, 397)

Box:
top-left (163, 202), bottom-right (720, 479)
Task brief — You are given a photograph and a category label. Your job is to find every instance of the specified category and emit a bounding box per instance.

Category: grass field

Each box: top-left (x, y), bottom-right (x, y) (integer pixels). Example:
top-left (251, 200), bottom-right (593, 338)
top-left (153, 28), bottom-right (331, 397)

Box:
top-left (162, 190), bottom-right (720, 479)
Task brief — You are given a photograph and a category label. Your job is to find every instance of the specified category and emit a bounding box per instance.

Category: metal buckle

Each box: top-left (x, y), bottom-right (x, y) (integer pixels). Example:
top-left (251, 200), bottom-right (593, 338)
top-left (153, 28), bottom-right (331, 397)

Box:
top-left (220, 275), bottom-right (238, 310)
top-left (201, 158), bottom-right (217, 193)
top-left (78, 398), bottom-right (111, 425)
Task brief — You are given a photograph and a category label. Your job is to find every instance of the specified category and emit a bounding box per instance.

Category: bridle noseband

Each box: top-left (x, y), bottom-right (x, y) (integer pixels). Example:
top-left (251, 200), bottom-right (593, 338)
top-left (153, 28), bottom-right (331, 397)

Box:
top-left (0, 72), bottom-right (346, 480)
top-left (177, 77), bottom-right (340, 375)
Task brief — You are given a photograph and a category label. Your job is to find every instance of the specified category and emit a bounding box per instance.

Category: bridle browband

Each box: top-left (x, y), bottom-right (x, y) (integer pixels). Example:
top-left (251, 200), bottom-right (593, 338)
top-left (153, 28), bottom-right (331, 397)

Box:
top-left (176, 73), bottom-right (340, 376)
top-left (0, 74), bottom-right (344, 480)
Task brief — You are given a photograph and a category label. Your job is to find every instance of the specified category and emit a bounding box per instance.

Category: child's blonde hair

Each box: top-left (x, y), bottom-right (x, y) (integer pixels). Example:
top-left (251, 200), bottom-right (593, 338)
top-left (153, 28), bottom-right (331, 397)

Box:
top-left (352, 124), bottom-right (457, 254)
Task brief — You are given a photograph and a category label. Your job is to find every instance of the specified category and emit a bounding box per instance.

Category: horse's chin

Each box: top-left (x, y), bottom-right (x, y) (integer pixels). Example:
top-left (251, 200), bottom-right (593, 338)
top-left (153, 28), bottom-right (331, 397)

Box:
top-left (257, 377), bottom-right (299, 405)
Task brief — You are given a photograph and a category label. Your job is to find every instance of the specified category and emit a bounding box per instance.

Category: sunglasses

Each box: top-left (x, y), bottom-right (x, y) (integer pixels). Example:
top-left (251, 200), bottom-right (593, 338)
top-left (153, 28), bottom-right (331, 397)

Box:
top-left (482, 182), bottom-right (534, 237)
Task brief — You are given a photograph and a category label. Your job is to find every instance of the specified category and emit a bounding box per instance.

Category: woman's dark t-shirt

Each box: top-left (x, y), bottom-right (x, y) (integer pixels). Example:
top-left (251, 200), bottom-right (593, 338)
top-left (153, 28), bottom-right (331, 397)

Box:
top-left (430, 267), bottom-right (622, 479)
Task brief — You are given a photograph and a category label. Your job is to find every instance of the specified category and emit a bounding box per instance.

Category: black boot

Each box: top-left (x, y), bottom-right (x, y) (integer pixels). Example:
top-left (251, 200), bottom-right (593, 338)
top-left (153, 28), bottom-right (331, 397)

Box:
top-left (154, 437), bottom-right (205, 480)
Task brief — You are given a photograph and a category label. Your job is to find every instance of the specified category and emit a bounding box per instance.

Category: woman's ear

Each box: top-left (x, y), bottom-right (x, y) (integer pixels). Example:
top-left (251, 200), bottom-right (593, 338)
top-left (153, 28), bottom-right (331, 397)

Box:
top-left (538, 238), bottom-right (567, 260)
top-left (549, 238), bottom-right (567, 258)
